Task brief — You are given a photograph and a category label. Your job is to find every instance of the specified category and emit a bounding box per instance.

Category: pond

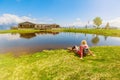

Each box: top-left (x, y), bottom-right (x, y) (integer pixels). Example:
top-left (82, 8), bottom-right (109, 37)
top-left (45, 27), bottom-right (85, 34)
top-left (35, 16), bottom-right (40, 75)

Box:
top-left (0, 32), bottom-right (120, 56)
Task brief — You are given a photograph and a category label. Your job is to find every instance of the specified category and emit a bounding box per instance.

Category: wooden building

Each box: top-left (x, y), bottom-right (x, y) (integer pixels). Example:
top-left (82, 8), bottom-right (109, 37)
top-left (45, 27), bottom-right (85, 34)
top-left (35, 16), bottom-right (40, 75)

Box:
top-left (18, 21), bottom-right (60, 30)
top-left (18, 22), bottom-right (35, 29)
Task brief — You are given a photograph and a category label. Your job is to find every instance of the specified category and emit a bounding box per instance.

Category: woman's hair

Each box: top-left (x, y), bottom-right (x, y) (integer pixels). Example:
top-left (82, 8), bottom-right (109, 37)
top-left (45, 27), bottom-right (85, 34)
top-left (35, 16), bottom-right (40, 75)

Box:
top-left (81, 40), bottom-right (87, 45)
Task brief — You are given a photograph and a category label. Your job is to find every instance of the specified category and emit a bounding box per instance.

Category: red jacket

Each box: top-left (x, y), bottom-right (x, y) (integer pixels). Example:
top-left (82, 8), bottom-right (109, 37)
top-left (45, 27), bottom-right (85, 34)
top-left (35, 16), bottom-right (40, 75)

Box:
top-left (77, 45), bottom-right (88, 58)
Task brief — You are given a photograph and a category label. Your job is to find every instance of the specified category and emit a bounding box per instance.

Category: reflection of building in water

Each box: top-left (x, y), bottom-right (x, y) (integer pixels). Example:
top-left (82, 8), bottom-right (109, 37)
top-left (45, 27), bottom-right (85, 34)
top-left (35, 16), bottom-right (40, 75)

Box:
top-left (91, 35), bottom-right (100, 45)
top-left (52, 32), bottom-right (59, 35)
top-left (19, 33), bottom-right (36, 39)
top-left (19, 32), bottom-right (59, 39)
top-left (36, 32), bottom-right (59, 35)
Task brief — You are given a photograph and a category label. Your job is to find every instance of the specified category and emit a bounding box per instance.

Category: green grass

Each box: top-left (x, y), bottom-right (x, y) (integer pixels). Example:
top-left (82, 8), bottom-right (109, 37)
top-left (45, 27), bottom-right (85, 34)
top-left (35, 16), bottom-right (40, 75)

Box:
top-left (0, 30), bottom-right (41, 33)
top-left (0, 46), bottom-right (120, 80)
top-left (1, 28), bottom-right (120, 37)
top-left (62, 28), bottom-right (120, 37)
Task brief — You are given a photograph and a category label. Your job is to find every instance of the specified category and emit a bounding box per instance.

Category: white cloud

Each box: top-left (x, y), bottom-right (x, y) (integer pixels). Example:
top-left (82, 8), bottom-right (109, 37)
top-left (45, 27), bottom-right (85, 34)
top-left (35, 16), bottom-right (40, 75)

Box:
top-left (0, 34), bottom-right (20, 40)
top-left (106, 17), bottom-right (120, 27)
top-left (99, 17), bottom-right (120, 28)
top-left (65, 17), bottom-right (120, 28)
top-left (72, 21), bottom-right (86, 27)
top-left (65, 18), bottom-right (88, 27)
top-left (0, 14), bottom-right (37, 25)
top-left (1, 13), bottom-right (120, 28)
top-left (0, 14), bottom-right (55, 26)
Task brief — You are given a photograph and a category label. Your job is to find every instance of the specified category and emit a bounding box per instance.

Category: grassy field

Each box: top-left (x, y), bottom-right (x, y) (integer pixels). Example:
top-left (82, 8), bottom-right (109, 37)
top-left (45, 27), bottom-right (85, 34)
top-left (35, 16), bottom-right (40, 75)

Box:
top-left (0, 28), bottom-right (120, 37)
top-left (0, 29), bottom-right (41, 33)
top-left (0, 46), bottom-right (120, 80)
top-left (62, 28), bottom-right (120, 37)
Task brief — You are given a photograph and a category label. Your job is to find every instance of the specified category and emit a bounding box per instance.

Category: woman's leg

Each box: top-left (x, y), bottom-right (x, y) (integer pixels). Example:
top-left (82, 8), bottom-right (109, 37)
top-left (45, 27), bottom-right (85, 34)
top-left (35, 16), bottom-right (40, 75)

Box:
top-left (88, 49), bottom-right (95, 56)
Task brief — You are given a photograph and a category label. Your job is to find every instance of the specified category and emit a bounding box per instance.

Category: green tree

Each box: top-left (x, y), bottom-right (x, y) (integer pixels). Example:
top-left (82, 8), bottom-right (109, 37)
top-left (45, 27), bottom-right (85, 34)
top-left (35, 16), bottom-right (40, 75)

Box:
top-left (93, 17), bottom-right (102, 29)
top-left (105, 22), bottom-right (110, 29)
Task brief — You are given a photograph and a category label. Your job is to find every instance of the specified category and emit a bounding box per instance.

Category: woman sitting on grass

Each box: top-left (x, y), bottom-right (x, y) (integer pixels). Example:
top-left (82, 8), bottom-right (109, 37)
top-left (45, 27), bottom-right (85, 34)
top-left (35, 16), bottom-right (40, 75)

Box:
top-left (70, 40), bottom-right (95, 59)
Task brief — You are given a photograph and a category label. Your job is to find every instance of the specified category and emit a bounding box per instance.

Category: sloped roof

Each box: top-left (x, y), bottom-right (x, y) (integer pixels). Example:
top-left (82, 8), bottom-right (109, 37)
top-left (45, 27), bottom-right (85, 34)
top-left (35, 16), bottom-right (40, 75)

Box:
top-left (19, 21), bottom-right (35, 25)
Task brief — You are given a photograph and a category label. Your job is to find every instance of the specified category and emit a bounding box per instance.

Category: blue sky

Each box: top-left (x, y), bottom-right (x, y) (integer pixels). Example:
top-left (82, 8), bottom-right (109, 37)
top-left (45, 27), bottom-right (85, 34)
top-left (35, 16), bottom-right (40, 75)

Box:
top-left (0, 0), bottom-right (120, 27)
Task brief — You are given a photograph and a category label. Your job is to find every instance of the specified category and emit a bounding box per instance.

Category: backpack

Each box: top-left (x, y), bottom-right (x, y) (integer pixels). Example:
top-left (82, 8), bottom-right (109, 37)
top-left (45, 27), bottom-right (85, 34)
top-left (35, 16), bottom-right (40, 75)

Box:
top-left (83, 48), bottom-right (89, 56)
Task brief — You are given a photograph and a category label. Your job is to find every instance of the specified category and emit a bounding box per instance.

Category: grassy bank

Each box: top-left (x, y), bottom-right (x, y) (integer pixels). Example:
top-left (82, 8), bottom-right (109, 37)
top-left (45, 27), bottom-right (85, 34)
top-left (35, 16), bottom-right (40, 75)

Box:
top-left (0, 46), bottom-right (120, 80)
top-left (0, 28), bottom-right (120, 37)
top-left (62, 28), bottom-right (120, 37)
top-left (0, 29), bottom-right (41, 33)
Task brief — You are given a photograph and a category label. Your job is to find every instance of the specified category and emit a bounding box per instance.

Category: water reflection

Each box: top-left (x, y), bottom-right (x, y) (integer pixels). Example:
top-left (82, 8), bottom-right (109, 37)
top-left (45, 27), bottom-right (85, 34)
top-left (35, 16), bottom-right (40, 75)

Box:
top-left (104, 36), bottom-right (108, 41)
top-left (20, 33), bottom-right (36, 39)
top-left (91, 35), bottom-right (100, 45)
top-left (36, 31), bottom-right (59, 35)
top-left (11, 32), bottom-right (60, 39)
top-left (0, 32), bottom-right (120, 56)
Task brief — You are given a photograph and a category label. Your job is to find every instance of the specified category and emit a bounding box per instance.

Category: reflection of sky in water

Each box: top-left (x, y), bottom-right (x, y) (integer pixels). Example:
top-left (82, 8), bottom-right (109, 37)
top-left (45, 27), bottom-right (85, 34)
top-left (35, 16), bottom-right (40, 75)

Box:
top-left (0, 32), bottom-right (120, 55)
